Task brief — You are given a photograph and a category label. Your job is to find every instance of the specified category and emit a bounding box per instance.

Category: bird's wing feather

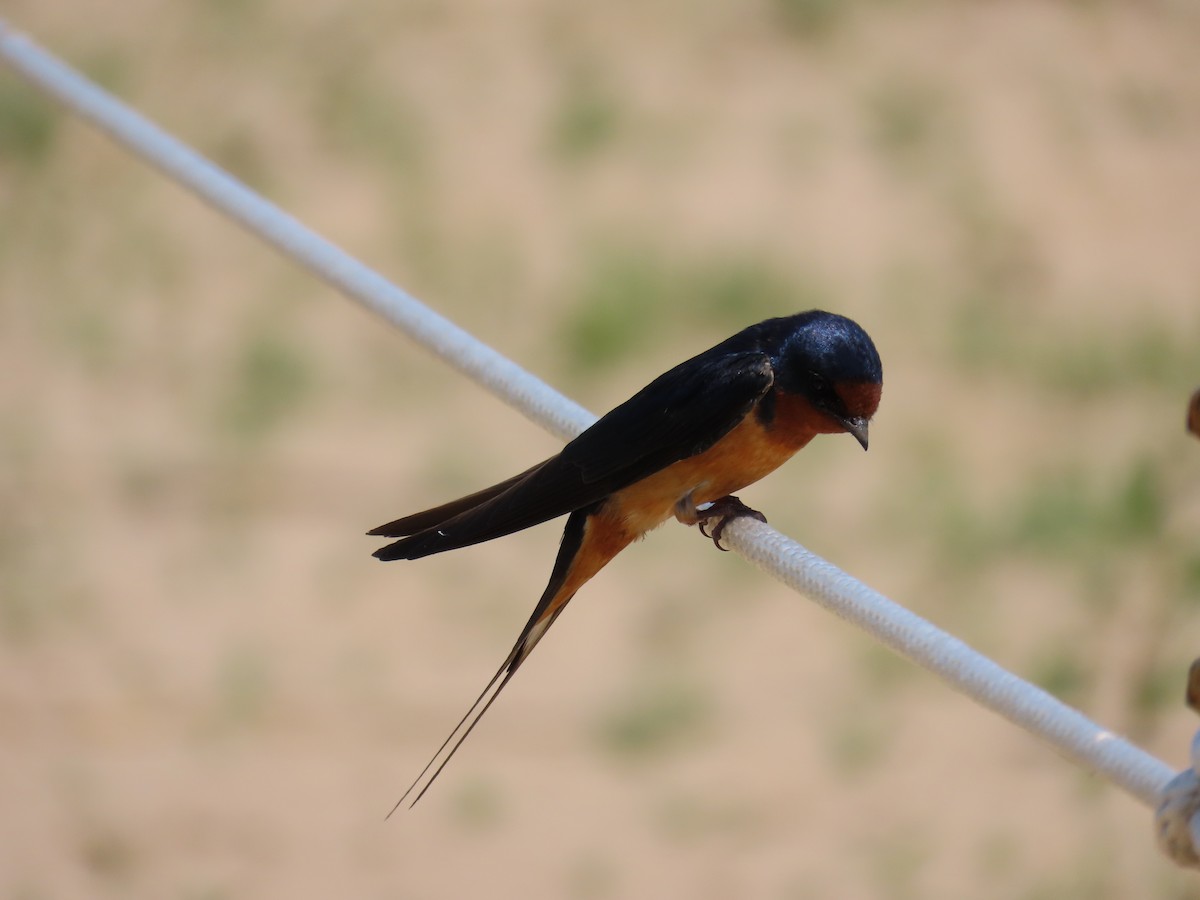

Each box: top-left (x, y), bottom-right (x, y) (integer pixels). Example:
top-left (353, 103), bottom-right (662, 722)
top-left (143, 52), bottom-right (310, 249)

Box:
top-left (372, 347), bottom-right (774, 561)
top-left (367, 460), bottom-right (550, 538)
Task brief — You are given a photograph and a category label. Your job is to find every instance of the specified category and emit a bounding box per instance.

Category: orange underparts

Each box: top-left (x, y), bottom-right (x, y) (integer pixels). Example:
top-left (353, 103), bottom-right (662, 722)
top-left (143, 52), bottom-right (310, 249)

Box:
top-left (603, 389), bottom-right (833, 537)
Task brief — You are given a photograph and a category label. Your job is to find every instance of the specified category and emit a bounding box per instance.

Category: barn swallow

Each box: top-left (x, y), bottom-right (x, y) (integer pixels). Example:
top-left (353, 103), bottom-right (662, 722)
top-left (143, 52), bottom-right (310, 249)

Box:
top-left (371, 310), bottom-right (883, 812)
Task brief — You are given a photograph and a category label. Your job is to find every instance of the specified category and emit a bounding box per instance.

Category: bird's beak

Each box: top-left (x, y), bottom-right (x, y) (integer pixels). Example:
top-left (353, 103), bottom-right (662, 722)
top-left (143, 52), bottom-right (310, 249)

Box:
top-left (843, 417), bottom-right (869, 451)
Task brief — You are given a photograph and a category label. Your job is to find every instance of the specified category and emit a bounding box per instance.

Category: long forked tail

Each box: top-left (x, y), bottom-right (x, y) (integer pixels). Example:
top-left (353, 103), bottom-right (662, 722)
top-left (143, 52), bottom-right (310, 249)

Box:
top-left (387, 508), bottom-right (592, 814)
top-left (385, 647), bottom-right (524, 816)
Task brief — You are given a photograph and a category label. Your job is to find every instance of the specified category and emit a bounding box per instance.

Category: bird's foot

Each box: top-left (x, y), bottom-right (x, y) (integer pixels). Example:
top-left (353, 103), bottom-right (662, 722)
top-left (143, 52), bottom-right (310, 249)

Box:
top-left (677, 494), bottom-right (767, 551)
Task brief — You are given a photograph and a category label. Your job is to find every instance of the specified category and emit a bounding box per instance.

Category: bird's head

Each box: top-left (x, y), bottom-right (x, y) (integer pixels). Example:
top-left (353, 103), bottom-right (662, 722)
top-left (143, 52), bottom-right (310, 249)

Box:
top-left (772, 310), bottom-right (883, 450)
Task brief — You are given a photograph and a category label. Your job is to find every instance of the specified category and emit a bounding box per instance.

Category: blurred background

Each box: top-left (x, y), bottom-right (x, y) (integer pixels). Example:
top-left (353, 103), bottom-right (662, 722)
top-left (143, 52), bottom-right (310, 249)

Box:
top-left (3, 1), bottom-right (1200, 897)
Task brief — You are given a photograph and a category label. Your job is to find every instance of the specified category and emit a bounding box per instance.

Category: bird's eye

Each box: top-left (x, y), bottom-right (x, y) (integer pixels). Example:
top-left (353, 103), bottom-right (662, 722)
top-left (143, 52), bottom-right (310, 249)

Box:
top-left (808, 371), bottom-right (835, 397)
top-left (806, 370), bottom-right (843, 412)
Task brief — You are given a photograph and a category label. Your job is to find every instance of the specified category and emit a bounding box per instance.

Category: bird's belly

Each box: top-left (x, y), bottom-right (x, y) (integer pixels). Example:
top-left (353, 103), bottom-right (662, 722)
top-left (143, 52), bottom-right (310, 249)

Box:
top-left (606, 398), bottom-right (821, 535)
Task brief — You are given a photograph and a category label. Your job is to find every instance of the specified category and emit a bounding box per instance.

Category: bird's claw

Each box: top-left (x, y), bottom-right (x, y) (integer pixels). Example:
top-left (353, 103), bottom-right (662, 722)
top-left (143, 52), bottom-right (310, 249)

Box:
top-left (696, 496), bottom-right (767, 551)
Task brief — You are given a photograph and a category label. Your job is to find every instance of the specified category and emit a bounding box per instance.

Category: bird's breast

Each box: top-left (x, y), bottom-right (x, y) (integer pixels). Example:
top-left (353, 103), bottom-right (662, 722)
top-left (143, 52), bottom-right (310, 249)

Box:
top-left (604, 390), bottom-right (829, 535)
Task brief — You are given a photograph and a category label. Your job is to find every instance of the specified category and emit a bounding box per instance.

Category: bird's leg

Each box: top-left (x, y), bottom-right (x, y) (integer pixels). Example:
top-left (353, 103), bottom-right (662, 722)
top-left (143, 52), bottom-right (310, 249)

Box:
top-left (672, 491), bottom-right (706, 527)
top-left (699, 496), bottom-right (768, 550)
top-left (674, 493), bottom-right (767, 551)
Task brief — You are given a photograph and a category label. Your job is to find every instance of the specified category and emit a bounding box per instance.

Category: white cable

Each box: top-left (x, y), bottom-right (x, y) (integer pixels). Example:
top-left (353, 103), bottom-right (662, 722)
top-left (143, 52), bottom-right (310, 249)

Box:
top-left (721, 517), bottom-right (1176, 808)
top-left (0, 21), bottom-right (593, 446)
top-left (1, 18), bottom-right (1184, 826)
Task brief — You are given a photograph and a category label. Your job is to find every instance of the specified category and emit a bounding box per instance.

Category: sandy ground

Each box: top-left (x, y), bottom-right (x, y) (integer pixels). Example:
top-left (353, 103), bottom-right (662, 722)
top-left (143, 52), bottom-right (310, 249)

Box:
top-left (3, 1), bottom-right (1200, 897)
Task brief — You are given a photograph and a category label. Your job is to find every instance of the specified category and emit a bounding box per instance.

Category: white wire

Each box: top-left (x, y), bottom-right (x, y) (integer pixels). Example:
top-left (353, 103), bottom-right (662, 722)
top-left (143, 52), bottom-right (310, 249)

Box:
top-left (721, 517), bottom-right (1175, 808)
top-left (0, 19), bottom-right (1179, 815)
top-left (0, 21), bottom-right (593, 446)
